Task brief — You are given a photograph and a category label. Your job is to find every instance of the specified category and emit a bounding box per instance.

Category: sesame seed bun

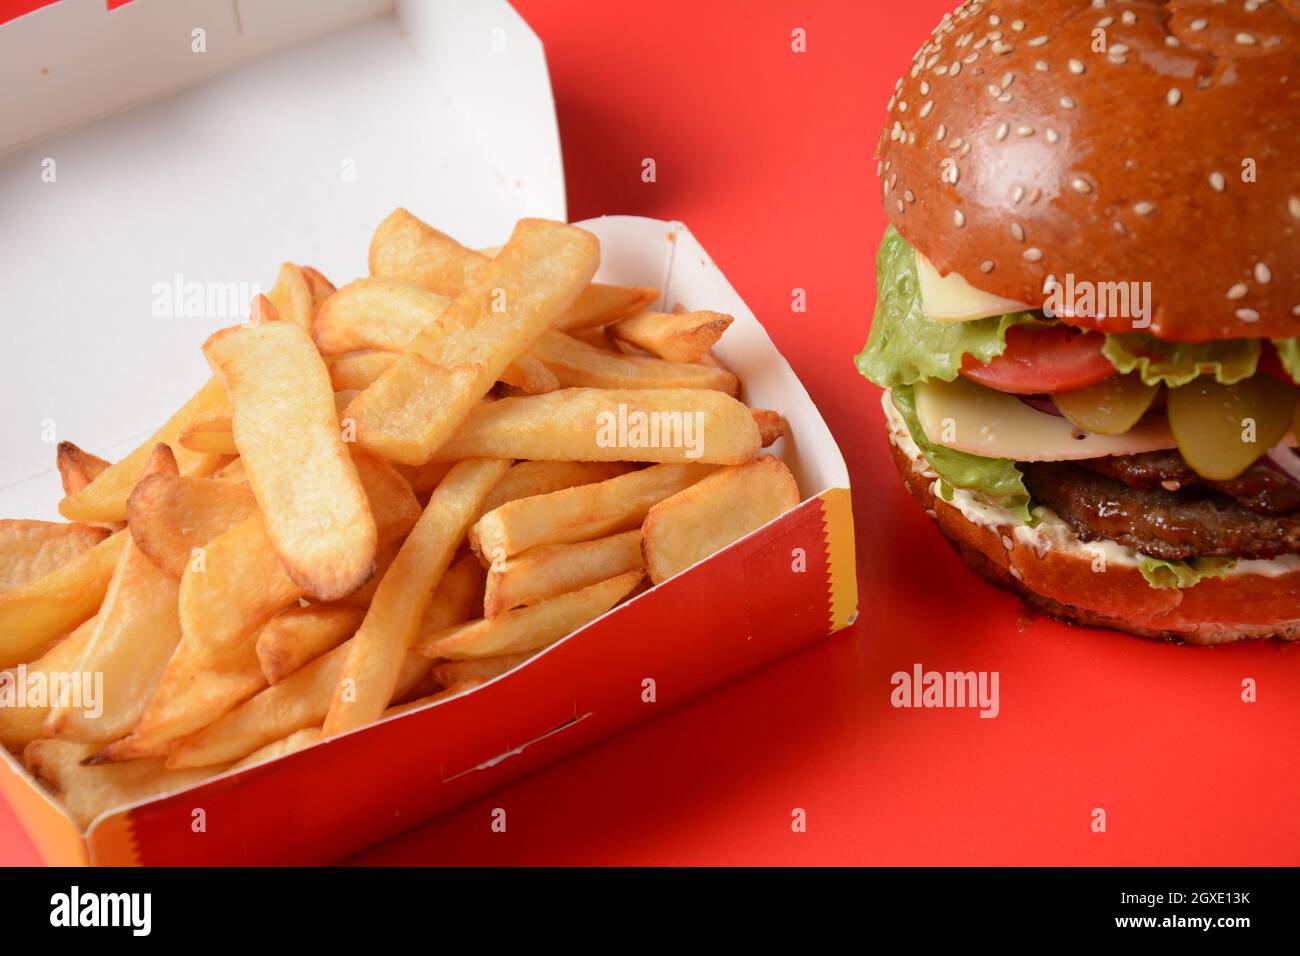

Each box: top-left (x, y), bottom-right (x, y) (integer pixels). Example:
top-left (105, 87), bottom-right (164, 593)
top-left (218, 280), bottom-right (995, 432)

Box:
top-left (885, 407), bottom-right (1300, 643)
top-left (877, 0), bottom-right (1300, 342)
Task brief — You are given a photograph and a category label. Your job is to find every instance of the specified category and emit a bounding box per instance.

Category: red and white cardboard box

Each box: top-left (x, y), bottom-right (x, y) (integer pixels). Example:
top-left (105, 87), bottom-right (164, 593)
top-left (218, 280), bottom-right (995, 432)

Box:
top-left (0, 0), bottom-right (856, 865)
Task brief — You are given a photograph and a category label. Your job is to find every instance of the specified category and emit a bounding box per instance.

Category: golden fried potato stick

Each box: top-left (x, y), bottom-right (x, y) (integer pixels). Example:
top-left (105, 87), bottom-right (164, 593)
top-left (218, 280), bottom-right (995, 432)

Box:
top-left (229, 727), bottom-right (322, 772)
top-left (641, 455), bottom-right (801, 584)
top-left (419, 570), bottom-right (643, 660)
top-left (368, 208), bottom-right (655, 332)
top-left (321, 458), bottom-right (510, 738)
top-left (608, 309), bottom-right (734, 363)
top-left (24, 739), bottom-right (227, 830)
top-left (267, 263), bottom-right (313, 330)
top-left (126, 471), bottom-right (257, 579)
top-left (55, 442), bottom-right (111, 497)
top-left (477, 460), bottom-right (634, 520)
top-left (204, 320), bottom-right (377, 600)
top-left (482, 530), bottom-right (643, 617)
top-left (314, 278), bottom-right (449, 355)
top-left (45, 447), bottom-right (185, 743)
top-left (0, 615), bottom-right (97, 750)
top-left (471, 462), bottom-right (715, 561)
top-left (429, 388), bottom-right (761, 465)
top-left (530, 330), bottom-right (738, 393)
top-left (299, 265), bottom-right (336, 319)
top-left (256, 604), bottom-right (366, 685)
top-left (429, 652), bottom-right (532, 689)
top-left (415, 552), bottom-right (484, 641)
top-left (0, 520), bottom-right (110, 593)
top-left (57, 378), bottom-right (228, 524)
top-left (327, 351), bottom-right (397, 391)
top-left (0, 532), bottom-right (125, 669)
top-left (346, 218), bottom-right (599, 465)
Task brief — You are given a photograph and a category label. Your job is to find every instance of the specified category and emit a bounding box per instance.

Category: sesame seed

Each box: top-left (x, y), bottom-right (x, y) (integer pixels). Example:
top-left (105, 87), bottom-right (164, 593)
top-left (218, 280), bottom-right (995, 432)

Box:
top-left (904, 189), bottom-right (915, 202)
top-left (1294, 305), bottom-right (1300, 316)
top-left (1236, 308), bottom-right (1260, 322)
top-left (1255, 263), bottom-right (1271, 284)
top-left (1288, 197), bottom-right (1300, 219)
top-left (1226, 283), bottom-right (1248, 300)
top-left (1134, 201), bottom-right (1156, 215)
top-left (1011, 222), bottom-right (1025, 241)
top-left (954, 209), bottom-right (966, 227)
top-left (1013, 186), bottom-right (1026, 203)
top-left (988, 83), bottom-right (1003, 97)
top-left (920, 101), bottom-right (934, 118)
top-left (936, 123), bottom-right (946, 141)
top-left (1167, 89), bottom-right (1182, 106)
top-left (1017, 124), bottom-right (1034, 136)
top-left (1097, 16), bottom-right (1114, 27)
top-left (1002, 71), bottom-right (1014, 87)
top-left (1060, 96), bottom-right (1076, 109)
top-left (1209, 172), bottom-right (1225, 192)
top-left (1012, 20), bottom-right (1025, 31)
top-left (989, 13), bottom-right (1000, 25)
top-left (1023, 248), bottom-right (1043, 262)
top-left (1110, 43), bottom-right (1129, 55)
top-left (1236, 33), bottom-right (1257, 46)
top-left (1121, 10), bottom-right (1136, 24)
top-left (1028, 35), bottom-right (1048, 47)
top-left (896, 199), bottom-right (905, 213)
top-left (876, 160), bottom-right (882, 176)
top-left (1034, 59), bottom-right (1049, 71)
top-left (898, 100), bottom-right (909, 112)
top-left (1113, 220), bottom-right (1126, 235)
top-left (1071, 177), bottom-right (1092, 193)
top-left (1046, 128), bottom-right (1060, 143)
top-left (1190, 18), bottom-right (1207, 31)
top-left (1069, 59), bottom-right (1085, 74)
top-left (980, 260), bottom-right (995, 273)
top-left (920, 81), bottom-right (931, 95)
top-left (950, 61), bottom-right (963, 76)
top-left (1165, 36), bottom-right (1181, 48)
top-left (964, 52), bottom-right (978, 63)
top-left (996, 122), bottom-right (1009, 140)
top-left (935, 64), bottom-right (949, 76)
top-left (1029, 188), bottom-right (1042, 204)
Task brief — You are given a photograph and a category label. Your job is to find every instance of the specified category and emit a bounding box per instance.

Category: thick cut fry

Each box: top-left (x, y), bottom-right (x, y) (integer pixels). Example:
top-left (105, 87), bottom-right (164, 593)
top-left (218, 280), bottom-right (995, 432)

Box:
top-left (230, 727), bottom-right (322, 772)
top-left (530, 330), bottom-right (738, 393)
top-left (608, 309), bottom-right (733, 363)
top-left (0, 520), bottom-right (109, 593)
top-left (168, 642), bottom-right (430, 768)
top-left (347, 219), bottom-right (599, 464)
top-left (322, 458), bottom-right (510, 738)
top-left (430, 653), bottom-right (531, 688)
top-left (213, 458), bottom-right (247, 482)
top-left (179, 453), bottom-right (419, 661)
top-left (92, 635), bottom-right (264, 763)
top-left (268, 263), bottom-right (313, 330)
top-left (752, 409), bottom-right (788, 447)
top-left (392, 459), bottom-right (455, 496)
top-left (472, 462), bottom-right (713, 560)
top-left (24, 739), bottom-right (225, 830)
top-left (415, 552), bottom-right (484, 640)
top-left (58, 378), bottom-right (228, 523)
top-left (314, 278), bottom-right (450, 354)
top-left (55, 442), bottom-right (111, 497)
top-left (204, 321), bottom-right (377, 600)
top-left (300, 265), bottom-right (336, 318)
top-left (45, 538), bottom-right (183, 743)
top-left (499, 351), bottom-right (560, 394)
top-left (483, 530), bottom-right (643, 617)
top-left (327, 351), bottom-right (397, 391)
top-left (256, 604), bottom-right (366, 685)
top-left (369, 209), bottom-right (655, 332)
top-left (126, 473), bottom-right (257, 578)
top-left (478, 461), bottom-right (633, 518)
top-left (641, 455), bottom-right (801, 584)
top-left (430, 388), bottom-right (761, 465)
top-left (179, 390), bottom-right (358, 458)
top-left (419, 570), bottom-right (643, 660)
top-left (383, 678), bottom-right (484, 717)
top-left (0, 532), bottom-right (126, 669)
top-left (0, 616), bottom-right (97, 750)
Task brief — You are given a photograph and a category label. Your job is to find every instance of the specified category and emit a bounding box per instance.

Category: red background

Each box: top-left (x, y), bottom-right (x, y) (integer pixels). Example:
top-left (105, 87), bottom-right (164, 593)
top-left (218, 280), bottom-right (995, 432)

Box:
top-left (3, 0), bottom-right (1298, 866)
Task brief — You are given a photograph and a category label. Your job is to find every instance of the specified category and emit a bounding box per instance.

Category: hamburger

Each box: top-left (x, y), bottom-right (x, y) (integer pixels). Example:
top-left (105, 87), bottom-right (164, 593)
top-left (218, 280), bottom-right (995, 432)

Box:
top-left (856, 0), bottom-right (1300, 642)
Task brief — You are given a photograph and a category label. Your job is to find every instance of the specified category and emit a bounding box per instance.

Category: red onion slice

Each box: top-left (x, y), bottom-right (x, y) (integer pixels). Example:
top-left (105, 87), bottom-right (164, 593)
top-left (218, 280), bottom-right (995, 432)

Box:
top-left (1017, 394), bottom-right (1064, 417)
top-left (1262, 442), bottom-right (1300, 488)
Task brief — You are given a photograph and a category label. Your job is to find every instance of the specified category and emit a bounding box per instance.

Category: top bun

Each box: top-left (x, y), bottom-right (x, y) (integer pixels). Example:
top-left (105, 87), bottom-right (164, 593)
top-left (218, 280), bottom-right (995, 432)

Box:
top-left (876, 0), bottom-right (1300, 342)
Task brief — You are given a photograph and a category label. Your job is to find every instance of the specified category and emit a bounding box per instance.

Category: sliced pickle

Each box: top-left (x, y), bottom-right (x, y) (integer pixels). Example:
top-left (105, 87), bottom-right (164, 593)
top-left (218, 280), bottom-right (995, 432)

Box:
top-left (1167, 375), bottom-right (1299, 481)
top-left (1051, 374), bottom-right (1159, 435)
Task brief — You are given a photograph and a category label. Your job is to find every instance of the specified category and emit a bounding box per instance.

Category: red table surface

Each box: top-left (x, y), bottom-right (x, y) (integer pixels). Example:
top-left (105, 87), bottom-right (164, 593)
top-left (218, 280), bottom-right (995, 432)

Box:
top-left (3, 0), bottom-right (1298, 867)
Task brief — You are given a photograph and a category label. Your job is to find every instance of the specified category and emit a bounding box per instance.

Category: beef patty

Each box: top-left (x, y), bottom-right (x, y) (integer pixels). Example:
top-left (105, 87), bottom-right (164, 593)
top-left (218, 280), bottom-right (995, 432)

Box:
top-left (1021, 460), bottom-right (1300, 561)
top-left (1078, 449), bottom-right (1300, 515)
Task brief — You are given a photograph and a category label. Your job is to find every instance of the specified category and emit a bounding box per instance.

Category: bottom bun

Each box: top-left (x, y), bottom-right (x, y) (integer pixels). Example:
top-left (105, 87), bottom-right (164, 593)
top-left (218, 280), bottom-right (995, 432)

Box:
top-left (883, 397), bottom-right (1300, 645)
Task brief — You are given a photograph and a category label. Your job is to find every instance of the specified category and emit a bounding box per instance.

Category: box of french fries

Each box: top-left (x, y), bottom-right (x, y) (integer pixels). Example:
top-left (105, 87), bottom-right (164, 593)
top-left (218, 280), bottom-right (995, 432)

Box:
top-left (0, 2), bottom-right (854, 866)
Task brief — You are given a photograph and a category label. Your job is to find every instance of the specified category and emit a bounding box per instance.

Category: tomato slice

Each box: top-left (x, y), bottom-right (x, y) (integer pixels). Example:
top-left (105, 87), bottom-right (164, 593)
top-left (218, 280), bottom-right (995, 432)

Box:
top-left (959, 325), bottom-right (1117, 394)
top-left (1259, 340), bottom-right (1299, 384)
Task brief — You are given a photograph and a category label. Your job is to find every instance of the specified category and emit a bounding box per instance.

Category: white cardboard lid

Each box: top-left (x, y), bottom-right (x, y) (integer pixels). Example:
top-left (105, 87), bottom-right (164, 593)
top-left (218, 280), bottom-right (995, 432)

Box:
top-left (0, 0), bottom-right (566, 519)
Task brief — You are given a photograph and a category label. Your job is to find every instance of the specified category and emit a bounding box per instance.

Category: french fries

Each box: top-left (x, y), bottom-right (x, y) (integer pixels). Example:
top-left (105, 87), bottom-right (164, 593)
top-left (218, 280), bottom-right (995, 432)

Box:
top-left (3, 209), bottom-right (802, 833)
top-left (641, 455), bottom-right (801, 584)
top-left (204, 320), bottom-right (377, 600)
top-left (321, 458), bottom-right (509, 737)
top-left (608, 309), bottom-right (733, 363)
top-left (483, 530), bottom-right (643, 617)
top-left (429, 388), bottom-right (761, 464)
top-left (0, 520), bottom-right (110, 593)
top-left (345, 218), bottom-right (599, 464)
top-left (472, 462), bottom-right (715, 560)
top-left (419, 570), bottom-right (643, 660)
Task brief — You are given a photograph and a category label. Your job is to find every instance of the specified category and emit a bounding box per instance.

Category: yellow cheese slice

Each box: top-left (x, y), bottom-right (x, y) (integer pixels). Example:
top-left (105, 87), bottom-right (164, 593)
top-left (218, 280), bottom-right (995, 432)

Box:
top-left (916, 251), bottom-right (1033, 322)
top-left (914, 377), bottom-right (1179, 461)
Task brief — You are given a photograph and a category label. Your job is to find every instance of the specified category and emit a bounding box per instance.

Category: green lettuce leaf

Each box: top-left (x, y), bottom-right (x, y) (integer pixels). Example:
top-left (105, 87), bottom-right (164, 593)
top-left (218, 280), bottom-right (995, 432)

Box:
top-left (890, 384), bottom-right (1036, 525)
top-left (1137, 555), bottom-right (1237, 590)
top-left (1101, 333), bottom-right (1260, 388)
top-left (1274, 339), bottom-right (1300, 383)
top-left (855, 226), bottom-right (1040, 388)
